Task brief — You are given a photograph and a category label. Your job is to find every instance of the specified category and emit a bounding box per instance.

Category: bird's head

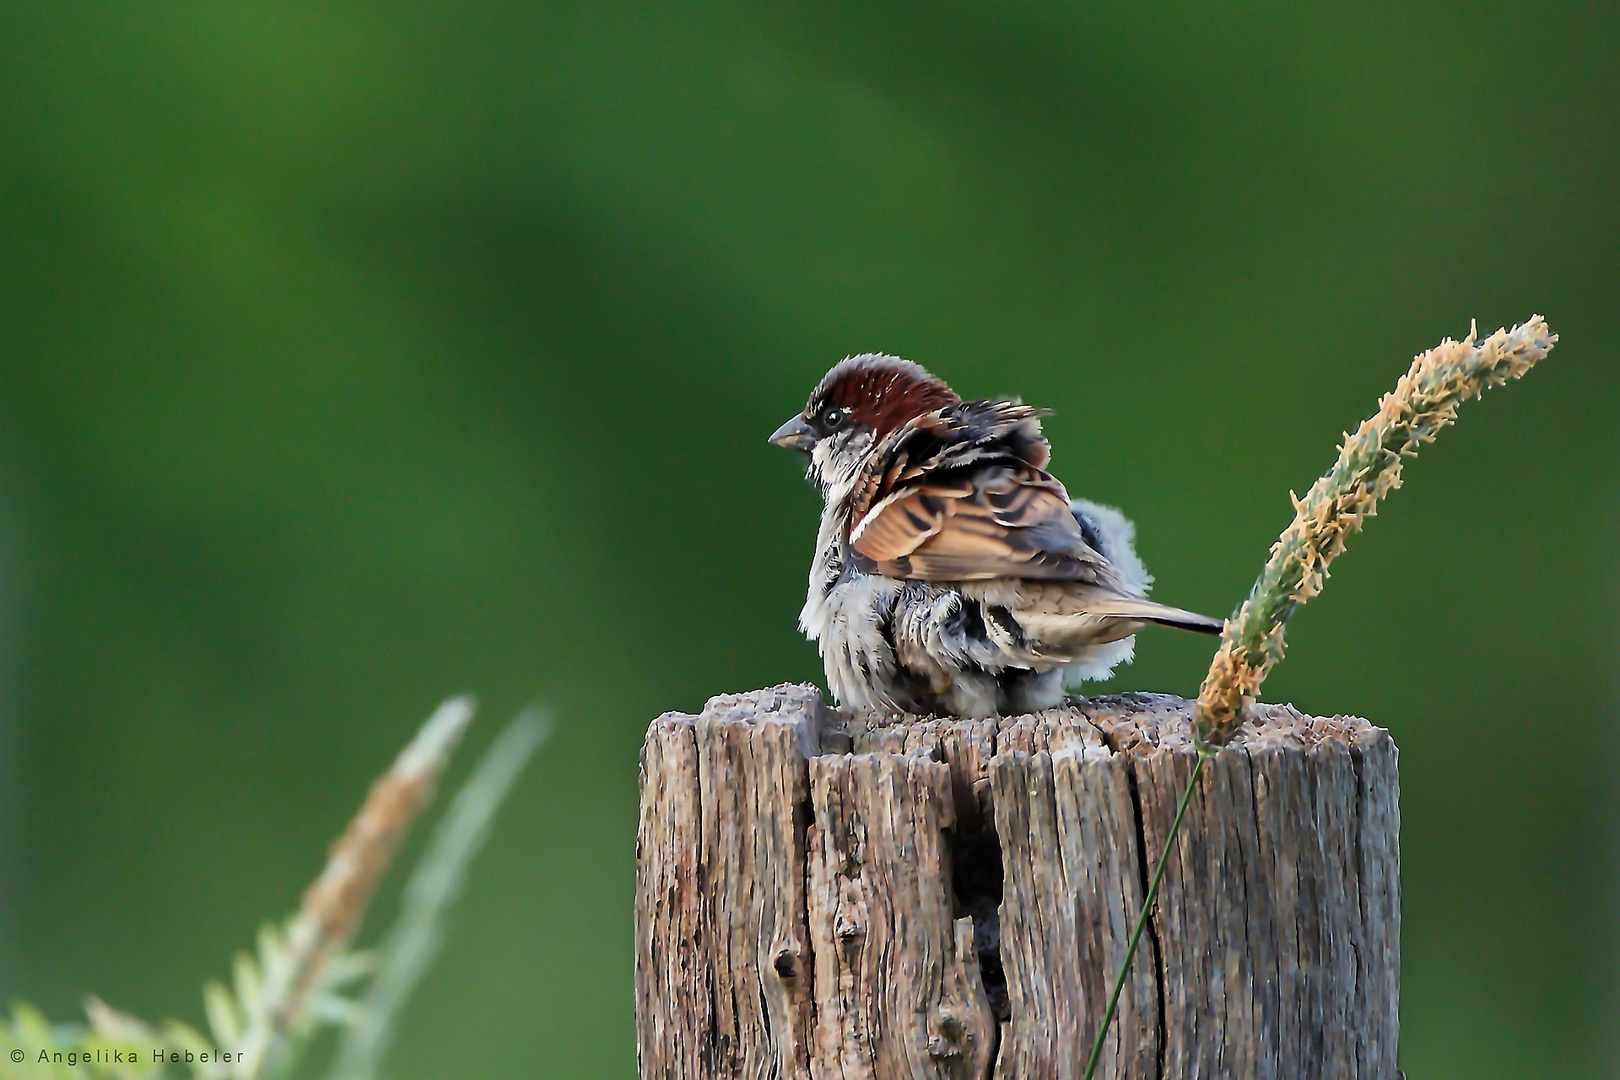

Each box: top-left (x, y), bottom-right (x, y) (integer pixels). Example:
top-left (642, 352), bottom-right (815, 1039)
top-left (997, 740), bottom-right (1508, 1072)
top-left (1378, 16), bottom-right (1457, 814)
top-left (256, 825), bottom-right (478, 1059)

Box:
top-left (769, 353), bottom-right (961, 497)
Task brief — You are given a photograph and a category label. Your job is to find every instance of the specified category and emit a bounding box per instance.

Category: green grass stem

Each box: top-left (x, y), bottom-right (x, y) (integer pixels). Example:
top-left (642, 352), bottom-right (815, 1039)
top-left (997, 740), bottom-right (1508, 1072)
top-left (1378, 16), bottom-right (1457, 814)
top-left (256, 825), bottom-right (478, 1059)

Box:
top-left (1082, 747), bottom-right (1209, 1080)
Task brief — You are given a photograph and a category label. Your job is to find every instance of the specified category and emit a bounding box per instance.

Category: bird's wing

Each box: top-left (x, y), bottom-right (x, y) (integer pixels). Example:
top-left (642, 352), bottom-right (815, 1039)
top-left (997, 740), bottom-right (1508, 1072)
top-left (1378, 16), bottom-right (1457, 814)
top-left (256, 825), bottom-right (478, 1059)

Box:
top-left (850, 459), bottom-right (1123, 585)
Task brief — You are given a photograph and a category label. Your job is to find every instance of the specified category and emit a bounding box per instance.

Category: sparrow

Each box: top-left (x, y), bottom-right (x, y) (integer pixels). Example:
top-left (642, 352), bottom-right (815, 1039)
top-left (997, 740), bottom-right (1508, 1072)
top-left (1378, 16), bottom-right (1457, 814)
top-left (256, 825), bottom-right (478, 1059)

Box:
top-left (769, 353), bottom-right (1223, 719)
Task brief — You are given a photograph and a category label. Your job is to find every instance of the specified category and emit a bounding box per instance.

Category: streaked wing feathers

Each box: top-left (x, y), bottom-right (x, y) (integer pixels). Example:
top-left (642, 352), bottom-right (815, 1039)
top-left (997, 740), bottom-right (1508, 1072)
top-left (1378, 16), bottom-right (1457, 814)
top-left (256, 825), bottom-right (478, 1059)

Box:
top-left (851, 461), bottom-right (1119, 584)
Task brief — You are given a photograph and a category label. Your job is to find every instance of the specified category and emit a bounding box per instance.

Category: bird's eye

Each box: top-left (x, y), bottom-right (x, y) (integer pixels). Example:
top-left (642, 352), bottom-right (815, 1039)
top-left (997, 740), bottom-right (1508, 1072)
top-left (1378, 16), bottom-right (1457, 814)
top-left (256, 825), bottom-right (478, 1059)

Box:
top-left (821, 407), bottom-right (848, 428)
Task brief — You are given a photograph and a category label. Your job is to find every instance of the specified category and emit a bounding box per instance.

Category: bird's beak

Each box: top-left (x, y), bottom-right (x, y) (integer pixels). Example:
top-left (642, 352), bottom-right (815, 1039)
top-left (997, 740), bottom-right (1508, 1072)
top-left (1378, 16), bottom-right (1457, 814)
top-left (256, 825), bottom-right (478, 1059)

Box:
top-left (768, 414), bottom-right (816, 452)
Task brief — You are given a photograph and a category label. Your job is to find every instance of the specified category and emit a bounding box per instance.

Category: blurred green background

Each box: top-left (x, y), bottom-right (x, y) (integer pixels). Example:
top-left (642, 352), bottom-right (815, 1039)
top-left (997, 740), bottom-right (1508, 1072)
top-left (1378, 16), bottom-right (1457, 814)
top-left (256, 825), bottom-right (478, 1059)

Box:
top-left (0, 0), bottom-right (1615, 1076)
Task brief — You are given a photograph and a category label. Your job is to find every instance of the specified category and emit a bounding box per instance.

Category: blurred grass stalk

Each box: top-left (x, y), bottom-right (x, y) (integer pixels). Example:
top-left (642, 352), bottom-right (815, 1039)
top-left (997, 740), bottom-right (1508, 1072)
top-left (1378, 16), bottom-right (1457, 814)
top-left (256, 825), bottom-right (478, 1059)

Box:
top-left (326, 708), bottom-right (552, 1080)
top-left (22, 695), bottom-right (551, 1080)
top-left (227, 697), bottom-right (476, 1078)
top-left (1083, 315), bottom-right (1558, 1080)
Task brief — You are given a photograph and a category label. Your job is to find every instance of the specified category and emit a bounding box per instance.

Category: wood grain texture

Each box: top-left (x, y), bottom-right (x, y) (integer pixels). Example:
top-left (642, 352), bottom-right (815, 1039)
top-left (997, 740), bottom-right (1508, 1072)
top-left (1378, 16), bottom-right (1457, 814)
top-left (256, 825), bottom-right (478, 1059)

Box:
top-left (635, 685), bottom-right (1400, 1080)
top-left (805, 752), bottom-right (997, 1079)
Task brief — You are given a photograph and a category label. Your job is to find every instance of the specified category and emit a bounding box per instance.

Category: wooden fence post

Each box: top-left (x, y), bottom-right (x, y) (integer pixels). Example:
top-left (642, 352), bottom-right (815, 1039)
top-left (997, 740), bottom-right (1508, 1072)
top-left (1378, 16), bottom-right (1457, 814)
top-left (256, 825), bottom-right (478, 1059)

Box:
top-left (634, 683), bottom-right (1399, 1080)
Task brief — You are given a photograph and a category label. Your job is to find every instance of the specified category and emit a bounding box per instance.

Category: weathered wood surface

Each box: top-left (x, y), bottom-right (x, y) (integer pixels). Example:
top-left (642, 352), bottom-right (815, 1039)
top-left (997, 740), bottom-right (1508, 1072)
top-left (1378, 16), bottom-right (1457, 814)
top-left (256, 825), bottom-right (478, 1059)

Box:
top-left (635, 684), bottom-right (1399, 1080)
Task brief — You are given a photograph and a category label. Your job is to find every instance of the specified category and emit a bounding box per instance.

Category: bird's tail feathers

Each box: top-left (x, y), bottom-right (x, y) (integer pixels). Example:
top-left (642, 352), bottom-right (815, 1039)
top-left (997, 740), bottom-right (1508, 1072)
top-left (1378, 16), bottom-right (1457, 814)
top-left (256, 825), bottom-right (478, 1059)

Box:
top-left (1088, 598), bottom-right (1225, 635)
top-left (1010, 596), bottom-right (1225, 651)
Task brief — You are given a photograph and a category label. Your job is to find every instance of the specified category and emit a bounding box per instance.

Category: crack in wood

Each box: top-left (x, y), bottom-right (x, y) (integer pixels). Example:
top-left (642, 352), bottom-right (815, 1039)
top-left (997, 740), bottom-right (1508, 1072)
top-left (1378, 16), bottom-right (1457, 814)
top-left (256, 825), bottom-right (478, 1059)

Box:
top-left (1121, 755), bottom-right (1169, 1080)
